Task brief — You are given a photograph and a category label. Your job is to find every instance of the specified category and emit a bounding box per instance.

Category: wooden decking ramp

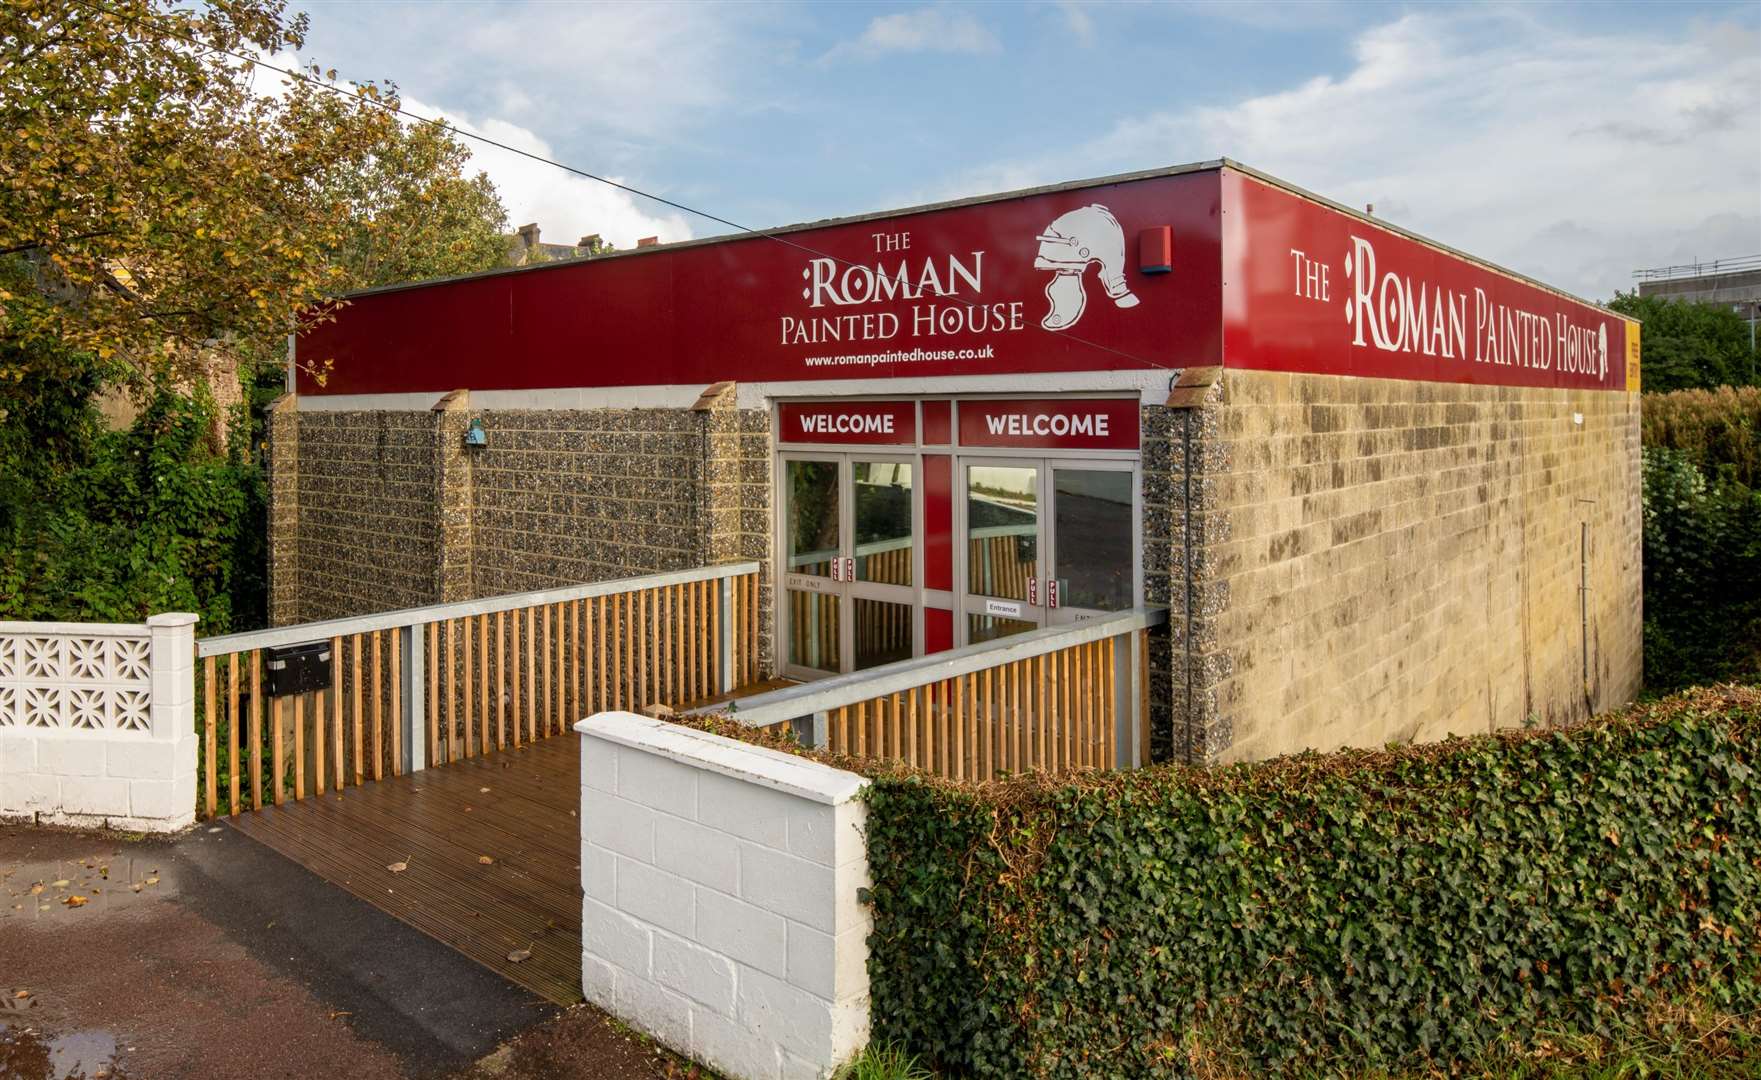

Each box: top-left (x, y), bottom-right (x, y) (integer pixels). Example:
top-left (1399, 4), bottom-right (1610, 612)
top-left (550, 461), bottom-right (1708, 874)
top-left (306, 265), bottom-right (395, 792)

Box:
top-left (230, 735), bottom-right (585, 1004)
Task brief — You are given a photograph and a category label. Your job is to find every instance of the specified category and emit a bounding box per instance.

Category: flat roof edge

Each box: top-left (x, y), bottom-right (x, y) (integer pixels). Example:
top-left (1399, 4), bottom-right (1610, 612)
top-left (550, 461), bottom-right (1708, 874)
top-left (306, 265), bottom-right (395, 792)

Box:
top-left (328, 160), bottom-right (1230, 303)
top-left (1220, 161), bottom-right (1627, 321)
top-left (328, 157), bottom-right (1627, 323)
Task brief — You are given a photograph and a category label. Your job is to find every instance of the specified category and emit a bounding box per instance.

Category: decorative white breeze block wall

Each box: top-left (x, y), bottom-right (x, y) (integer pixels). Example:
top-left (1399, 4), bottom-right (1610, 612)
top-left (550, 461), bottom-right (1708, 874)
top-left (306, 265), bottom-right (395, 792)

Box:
top-left (577, 712), bottom-right (871, 1080)
top-left (0, 614), bottom-right (199, 832)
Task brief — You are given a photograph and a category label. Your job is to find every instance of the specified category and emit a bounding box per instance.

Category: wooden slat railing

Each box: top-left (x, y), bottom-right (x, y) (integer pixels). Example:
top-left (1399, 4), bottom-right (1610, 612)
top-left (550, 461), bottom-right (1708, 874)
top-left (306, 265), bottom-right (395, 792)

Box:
top-left (194, 562), bottom-right (761, 818)
top-left (696, 607), bottom-right (1166, 781)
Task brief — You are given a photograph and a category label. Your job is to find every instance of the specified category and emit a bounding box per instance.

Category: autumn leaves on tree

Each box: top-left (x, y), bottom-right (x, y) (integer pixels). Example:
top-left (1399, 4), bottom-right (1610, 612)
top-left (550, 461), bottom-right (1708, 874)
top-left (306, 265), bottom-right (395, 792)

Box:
top-left (0, 0), bottom-right (509, 394)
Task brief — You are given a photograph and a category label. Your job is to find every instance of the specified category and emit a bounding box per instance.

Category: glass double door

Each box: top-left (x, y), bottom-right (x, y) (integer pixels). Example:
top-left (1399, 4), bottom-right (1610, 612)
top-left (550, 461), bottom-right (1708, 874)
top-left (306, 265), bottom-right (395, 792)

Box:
top-left (782, 455), bottom-right (917, 678)
top-left (962, 459), bottom-right (1136, 645)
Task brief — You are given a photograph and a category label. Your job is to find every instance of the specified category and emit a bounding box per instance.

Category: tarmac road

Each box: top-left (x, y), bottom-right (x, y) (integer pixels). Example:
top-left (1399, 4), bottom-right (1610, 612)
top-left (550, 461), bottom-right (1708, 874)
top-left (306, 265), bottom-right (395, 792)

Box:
top-left (0, 822), bottom-right (662, 1079)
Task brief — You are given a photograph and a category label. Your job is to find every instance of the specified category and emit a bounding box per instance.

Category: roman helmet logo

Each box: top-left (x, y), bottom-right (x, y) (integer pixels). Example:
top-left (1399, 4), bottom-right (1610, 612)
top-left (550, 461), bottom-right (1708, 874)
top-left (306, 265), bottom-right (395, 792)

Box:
top-left (1597, 323), bottom-right (1609, 378)
top-left (1033, 204), bottom-right (1139, 331)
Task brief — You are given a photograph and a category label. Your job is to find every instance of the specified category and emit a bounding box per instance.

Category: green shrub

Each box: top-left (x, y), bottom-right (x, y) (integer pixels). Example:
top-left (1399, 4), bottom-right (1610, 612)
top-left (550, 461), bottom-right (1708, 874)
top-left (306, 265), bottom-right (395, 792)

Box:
top-left (1641, 448), bottom-right (1761, 691)
top-left (0, 377), bottom-right (265, 633)
top-left (1643, 387), bottom-right (1761, 488)
top-left (1607, 293), bottom-right (1758, 392)
top-left (860, 687), bottom-right (1761, 1077)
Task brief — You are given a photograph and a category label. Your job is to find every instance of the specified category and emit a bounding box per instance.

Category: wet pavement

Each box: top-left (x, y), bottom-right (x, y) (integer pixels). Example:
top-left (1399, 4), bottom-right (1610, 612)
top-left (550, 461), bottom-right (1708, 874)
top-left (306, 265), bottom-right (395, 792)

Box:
top-left (0, 823), bottom-right (552, 1078)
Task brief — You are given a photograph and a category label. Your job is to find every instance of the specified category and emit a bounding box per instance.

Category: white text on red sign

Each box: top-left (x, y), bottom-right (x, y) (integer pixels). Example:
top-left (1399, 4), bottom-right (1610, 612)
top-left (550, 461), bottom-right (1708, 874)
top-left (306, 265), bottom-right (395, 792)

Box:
top-left (983, 412), bottom-right (1112, 438)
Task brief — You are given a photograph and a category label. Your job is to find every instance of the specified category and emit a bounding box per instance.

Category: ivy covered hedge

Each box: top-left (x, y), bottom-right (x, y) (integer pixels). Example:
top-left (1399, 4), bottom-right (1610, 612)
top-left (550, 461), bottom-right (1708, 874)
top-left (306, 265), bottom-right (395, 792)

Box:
top-left (857, 687), bottom-right (1761, 1076)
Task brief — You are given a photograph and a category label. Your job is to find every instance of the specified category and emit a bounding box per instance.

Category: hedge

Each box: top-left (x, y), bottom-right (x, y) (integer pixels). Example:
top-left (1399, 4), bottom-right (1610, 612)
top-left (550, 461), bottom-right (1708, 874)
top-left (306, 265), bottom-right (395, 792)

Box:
top-left (1643, 386), bottom-right (1761, 488)
top-left (850, 686), bottom-right (1761, 1076)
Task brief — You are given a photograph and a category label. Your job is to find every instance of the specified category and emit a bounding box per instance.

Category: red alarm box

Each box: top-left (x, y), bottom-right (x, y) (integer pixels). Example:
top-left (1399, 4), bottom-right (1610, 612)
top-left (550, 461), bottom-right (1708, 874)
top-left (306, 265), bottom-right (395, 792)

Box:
top-left (1139, 226), bottom-right (1172, 274)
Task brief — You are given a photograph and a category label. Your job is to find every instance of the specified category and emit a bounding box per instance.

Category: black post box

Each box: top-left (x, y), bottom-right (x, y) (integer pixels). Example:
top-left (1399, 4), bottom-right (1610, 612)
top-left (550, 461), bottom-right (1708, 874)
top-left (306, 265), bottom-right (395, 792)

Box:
top-left (264, 641), bottom-right (333, 697)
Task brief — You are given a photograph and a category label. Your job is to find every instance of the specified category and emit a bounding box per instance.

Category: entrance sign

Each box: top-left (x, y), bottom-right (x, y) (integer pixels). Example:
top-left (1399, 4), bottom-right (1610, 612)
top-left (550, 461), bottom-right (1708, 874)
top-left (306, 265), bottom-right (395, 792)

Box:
top-left (1222, 172), bottom-right (1632, 391)
top-left (299, 172), bottom-right (1222, 396)
top-left (296, 163), bottom-right (1632, 397)
top-left (779, 401), bottom-right (916, 445)
top-left (958, 399), bottom-right (1140, 450)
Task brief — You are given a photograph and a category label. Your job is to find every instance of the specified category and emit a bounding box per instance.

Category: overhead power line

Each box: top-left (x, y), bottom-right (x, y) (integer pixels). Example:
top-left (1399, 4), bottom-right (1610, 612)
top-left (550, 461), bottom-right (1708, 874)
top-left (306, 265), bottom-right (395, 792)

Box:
top-left (63, 0), bottom-right (1179, 376)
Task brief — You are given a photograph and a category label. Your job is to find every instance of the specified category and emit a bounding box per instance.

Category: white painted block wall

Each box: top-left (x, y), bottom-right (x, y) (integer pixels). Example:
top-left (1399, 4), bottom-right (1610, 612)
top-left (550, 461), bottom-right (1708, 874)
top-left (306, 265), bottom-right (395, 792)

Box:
top-left (577, 712), bottom-right (871, 1080)
top-left (0, 614), bottom-right (199, 832)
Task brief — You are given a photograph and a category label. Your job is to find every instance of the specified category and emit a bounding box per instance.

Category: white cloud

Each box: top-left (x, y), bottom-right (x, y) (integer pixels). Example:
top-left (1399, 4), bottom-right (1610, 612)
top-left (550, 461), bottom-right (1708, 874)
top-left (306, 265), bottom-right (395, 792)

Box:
top-left (246, 54), bottom-right (693, 248)
top-left (364, 2), bottom-right (752, 144)
top-left (1056, 1), bottom-right (1095, 45)
top-left (401, 96), bottom-right (694, 249)
top-left (824, 7), bottom-right (1001, 62)
top-left (921, 9), bottom-right (1761, 300)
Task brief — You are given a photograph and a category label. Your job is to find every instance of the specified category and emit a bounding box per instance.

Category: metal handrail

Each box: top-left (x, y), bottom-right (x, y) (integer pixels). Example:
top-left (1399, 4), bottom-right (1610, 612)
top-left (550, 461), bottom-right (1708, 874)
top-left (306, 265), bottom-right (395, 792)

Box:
top-left (697, 605), bottom-right (1168, 727)
top-left (197, 561), bottom-right (761, 658)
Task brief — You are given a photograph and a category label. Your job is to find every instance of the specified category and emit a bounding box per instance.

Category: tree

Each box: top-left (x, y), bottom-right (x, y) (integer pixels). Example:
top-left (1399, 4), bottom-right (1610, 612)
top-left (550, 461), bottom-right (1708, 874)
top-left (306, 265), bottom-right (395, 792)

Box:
top-left (328, 116), bottom-right (508, 290)
top-left (1607, 292), bottom-right (1759, 393)
top-left (0, 0), bottom-right (512, 631)
top-left (0, 0), bottom-right (489, 396)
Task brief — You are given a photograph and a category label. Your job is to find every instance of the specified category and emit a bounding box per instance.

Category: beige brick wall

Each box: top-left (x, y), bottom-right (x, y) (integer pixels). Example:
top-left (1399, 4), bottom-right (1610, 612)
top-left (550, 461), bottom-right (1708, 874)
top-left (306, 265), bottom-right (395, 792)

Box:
top-left (703, 400), bottom-right (776, 675)
top-left (274, 401), bottom-right (776, 673)
top-left (1194, 370), bottom-right (1642, 763)
top-left (467, 409), bottom-right (707, 595)
top-left (287, 409), bottom-right (441, 623)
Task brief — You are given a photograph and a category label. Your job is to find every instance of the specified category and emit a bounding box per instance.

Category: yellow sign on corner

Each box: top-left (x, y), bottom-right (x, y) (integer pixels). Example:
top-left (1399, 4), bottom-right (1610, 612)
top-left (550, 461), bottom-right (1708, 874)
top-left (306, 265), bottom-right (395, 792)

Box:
top-left (1625, 319), bottom-right (1642, 393)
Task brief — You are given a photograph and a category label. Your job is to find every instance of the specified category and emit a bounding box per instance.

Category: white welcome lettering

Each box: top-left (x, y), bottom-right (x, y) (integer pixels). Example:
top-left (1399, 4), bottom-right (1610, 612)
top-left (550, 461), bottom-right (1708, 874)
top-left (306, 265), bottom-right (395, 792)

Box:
top-left (982, 413), bottom-right (1110, 438)
top-left (801, 413), bottom-right (895, 435)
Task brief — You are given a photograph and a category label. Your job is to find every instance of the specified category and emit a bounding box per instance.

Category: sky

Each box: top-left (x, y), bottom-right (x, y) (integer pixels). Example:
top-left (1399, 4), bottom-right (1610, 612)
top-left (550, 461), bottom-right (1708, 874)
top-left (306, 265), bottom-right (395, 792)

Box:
top-left (288, 0), bottom-right (1760, 302)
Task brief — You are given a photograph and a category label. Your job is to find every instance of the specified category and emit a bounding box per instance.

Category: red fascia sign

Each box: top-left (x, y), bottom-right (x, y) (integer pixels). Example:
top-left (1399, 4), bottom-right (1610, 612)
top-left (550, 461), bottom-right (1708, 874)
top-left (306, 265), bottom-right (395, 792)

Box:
top-left (1222, 172), bottom-right (1632, 392)
top-left (957, 399), bottom-right (1139, 450)
top-left (296, 171), bottom-right (1223, 396)
top-left (778, 401), bottom-right (916, 445)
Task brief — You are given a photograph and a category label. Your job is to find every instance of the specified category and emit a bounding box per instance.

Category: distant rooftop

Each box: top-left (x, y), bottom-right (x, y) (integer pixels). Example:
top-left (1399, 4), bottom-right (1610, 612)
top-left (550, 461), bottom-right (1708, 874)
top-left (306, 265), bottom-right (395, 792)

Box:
top-left (1632, 254), bottom-right (1761, 282)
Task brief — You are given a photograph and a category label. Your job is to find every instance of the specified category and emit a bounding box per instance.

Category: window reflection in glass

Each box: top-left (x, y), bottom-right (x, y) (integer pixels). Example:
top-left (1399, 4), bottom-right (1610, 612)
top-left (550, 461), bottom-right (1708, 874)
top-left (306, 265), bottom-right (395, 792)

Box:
top-left (786, 460), bottom-right (839, 577)
top-left (967, 613), bottom-right (1036, 645)
top-left (854, 462), bottom-right (912, 586)
top-left (967, 466), bottom-right (1036, 601)
top-left (853, 598), bottom-right (913, 670)
top-left (1053, 469), bottom-right (1133, 611)
top-left (787, 590), bottom-right (841, 671)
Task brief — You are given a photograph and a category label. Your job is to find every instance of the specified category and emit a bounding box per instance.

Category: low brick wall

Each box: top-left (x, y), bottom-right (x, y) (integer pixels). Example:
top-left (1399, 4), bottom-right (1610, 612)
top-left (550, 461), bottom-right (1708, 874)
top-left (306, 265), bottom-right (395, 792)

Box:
top-left (0, 614), bottom-right (199, 832)
top-left (577, 712), bottom-right (870, 1080)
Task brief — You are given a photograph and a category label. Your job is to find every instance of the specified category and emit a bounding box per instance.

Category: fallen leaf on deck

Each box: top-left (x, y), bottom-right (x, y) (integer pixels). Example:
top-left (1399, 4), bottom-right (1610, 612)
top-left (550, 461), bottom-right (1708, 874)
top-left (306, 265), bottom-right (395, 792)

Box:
top-left (28, 884), bottom-right (42, 896)
top-left (479, 787), bottom-right (491, 793)
top-left (64, 895), bottom-right (88, 907)
top-left (50, 880), bottom-right (69, 888)
top-left (478, 855), bottom-right (494, 865)
top-left (131, 884), bottom-right (142, 893)
top-left (144, 876), bottom-right (159, 886)
top-left (387, 861), bottom-right (407, 873)
top-left (13, 990), bottom-right (29, 1000)
top-left (507, 948), bottom-right (531, 963)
